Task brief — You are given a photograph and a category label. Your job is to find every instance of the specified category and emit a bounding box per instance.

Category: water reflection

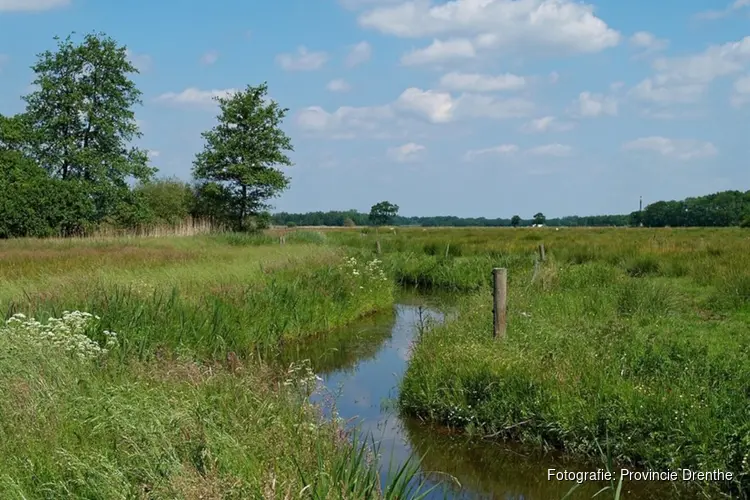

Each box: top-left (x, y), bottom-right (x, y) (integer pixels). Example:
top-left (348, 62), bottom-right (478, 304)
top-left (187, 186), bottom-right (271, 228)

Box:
top-left (281, 294), bottom-right (695, 500)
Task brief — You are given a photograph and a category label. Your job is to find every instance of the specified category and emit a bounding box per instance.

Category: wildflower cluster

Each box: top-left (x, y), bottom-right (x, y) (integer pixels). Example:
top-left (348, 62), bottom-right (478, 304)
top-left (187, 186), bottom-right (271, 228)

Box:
top-left (3, 311), bottom-right (117, 360)
top-left (283, 359), bottom-right (323, 396)
top-left (342, 256), bottom-right (389, 293)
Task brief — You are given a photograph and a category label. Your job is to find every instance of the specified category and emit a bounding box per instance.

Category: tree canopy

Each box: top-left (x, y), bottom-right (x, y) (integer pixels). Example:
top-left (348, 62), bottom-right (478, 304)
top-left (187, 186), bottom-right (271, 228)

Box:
top-left (369, 201), bottom-right (399, 226)
top-left (192, 83), bottom-right (293, 231)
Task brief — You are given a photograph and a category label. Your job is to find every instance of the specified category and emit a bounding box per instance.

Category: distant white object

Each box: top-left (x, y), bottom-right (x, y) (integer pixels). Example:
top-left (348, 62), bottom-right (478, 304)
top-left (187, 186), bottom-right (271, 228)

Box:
top-left (532, 224), bottom-right (545, 228)
top-left (556, 228), bottom-right (560, 231)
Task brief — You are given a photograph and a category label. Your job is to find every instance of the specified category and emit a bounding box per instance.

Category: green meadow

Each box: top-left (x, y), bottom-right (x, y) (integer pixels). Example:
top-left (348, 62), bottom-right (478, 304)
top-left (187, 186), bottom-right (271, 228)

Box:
top-left (2, 226), bottom-right (749, 498)
top-left (327, 226), bottom-right (750, 498)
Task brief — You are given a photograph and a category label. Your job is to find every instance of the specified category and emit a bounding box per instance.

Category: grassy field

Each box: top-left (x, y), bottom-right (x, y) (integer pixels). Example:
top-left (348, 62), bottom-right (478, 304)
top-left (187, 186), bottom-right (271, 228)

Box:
top-left (3, 226), bottom-right (750, 498)
top-left (323, 226), bottom-right (750, 497)
top-left (0, 234), bottom-right (431, 499)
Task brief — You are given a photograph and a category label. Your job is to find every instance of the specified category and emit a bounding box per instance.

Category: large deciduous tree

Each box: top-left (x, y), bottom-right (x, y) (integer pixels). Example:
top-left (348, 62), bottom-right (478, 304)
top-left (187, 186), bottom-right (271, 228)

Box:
top-left (22, 32), bottom-right (154, 222)
top-left (192, 83), bottom-right (293, 232)
top-left (369, 201), bottom-right (399, 226)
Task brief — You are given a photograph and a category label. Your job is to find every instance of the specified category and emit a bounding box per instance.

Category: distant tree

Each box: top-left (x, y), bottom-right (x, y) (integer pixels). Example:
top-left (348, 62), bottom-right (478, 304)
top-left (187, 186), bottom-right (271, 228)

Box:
top-left (23, 32), bottom-right (155, 222)
top-left (510, 215), bottom-right (521, 227)
top-left (369, 201), bottom-right (399, 226)
top-left (192, 82), bottom-right (293, 232)
top-left (533, 212), bottom-right (546, 225)
top-left (343, 217), bottom-right (356, 227)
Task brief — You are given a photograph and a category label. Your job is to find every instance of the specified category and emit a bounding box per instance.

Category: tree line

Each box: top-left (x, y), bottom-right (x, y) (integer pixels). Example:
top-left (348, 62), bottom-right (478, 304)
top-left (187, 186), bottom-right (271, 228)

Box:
top-left (274, 190), bottom-right (750, 229)
top-left (1, 32), bottom-right (293, 238)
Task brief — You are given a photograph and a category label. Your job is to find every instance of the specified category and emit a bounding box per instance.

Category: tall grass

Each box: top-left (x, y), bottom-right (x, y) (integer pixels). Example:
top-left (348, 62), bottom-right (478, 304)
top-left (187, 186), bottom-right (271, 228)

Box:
top-left (369, 227), bottom-right (750, 498)
top-left (0, 316), bottom-right (429, 498)
top-left (0, 235), bottom-right (428, 498)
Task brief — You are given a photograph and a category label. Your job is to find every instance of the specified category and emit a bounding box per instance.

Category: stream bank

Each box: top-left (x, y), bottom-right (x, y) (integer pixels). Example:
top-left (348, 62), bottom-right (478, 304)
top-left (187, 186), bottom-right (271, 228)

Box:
top-left (281, 292), bottom-right (697, 499)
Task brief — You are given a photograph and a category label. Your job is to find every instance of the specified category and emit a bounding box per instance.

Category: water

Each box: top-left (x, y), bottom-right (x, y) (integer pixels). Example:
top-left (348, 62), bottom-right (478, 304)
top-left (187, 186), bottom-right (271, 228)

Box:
top-left (281, 294), bottom-right (697, 499)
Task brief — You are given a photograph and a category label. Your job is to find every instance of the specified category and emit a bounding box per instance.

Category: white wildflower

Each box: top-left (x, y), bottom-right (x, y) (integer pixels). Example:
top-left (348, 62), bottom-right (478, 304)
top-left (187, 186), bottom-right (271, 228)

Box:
top-left (1, 311), bottom-right (117, 360)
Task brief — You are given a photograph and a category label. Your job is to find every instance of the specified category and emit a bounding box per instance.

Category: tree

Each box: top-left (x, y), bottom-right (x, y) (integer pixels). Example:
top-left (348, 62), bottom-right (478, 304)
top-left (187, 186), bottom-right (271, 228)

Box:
top-left (510, 215), bottom-right (521, 227)
top-left (533, 212), bottom-right (546, 225)
top-left (369, 201), bottom-right (399, 226)
top-left (22, 32), bottom-right (155, 222)
top-left (193, 83), bottom-right (293, 231)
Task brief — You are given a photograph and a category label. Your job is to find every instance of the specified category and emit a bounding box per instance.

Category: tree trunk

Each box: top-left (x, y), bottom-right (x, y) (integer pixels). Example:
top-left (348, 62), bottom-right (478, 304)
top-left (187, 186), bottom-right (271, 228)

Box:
top-left (239, 184), bottom-right (247, 231)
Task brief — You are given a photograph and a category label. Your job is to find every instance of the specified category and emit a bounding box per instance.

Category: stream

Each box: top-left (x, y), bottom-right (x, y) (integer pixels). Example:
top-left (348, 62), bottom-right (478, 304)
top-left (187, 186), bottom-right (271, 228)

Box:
top-left (281, 293), bottom-right (696, 499)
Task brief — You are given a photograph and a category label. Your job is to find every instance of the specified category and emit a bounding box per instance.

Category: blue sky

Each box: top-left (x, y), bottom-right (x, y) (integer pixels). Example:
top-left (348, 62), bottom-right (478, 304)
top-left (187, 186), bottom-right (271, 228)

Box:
top-left (1, 0), bottom-right (748, 218)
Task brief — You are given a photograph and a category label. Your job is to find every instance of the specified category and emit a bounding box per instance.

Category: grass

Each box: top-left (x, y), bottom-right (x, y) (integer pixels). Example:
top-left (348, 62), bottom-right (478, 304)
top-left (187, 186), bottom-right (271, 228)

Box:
top-left (355, 227), bottom-right (750, 498)
top-left (4, 226), bottom-right (750, 498)
top-left (0, 234), bottom-right (428, 498)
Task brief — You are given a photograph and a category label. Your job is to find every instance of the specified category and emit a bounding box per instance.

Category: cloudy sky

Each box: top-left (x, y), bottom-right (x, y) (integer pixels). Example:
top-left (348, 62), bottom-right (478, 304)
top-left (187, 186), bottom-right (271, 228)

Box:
top-left (0, 0), bottom-right (748, 218)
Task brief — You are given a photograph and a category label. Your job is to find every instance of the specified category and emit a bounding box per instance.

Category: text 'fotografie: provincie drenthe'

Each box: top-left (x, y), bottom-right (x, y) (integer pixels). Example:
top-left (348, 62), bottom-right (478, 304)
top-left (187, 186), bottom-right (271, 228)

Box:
top-left (548, 469), bottom-right (734, 483)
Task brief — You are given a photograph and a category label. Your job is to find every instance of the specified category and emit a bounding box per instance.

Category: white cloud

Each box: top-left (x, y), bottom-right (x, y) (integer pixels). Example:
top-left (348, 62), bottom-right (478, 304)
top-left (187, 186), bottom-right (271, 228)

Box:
top-left (639, 108), bottom-right (704, 120)
top-left (463, 144), bottom-right (518, 161)
top-left (630, 80), bottom-right (704, 104)
top-left (527, 143), bottom-right (573, 156)
top-left (387, 142), bottom-right (425, 162)
top-left (630, 36), bottom-right (750, 104)
top-left (438, 72), bottom-right (526, 92)
top-left (200, 50), bottom-right (219, 65)
top-left (521, 116), bottom-right (575, 133)
top-left (295, 104), bottom-right (395, 139)
top-left (147, 150), bottom-right (160, 158)
top-left (622, 136), bottom-right (718, 160)
top-left (695, 0), bottom-right (750, 20)
top-left (346, 41), bottom-right (372, 67)
top-left (731, 74), bottom-right (750, 106)
top-left (464, 142), bottom-right (571, 160)
top-left (276, 46), bottom-right (328, 71)
top-left (126, 49), bottom-right (152, 72)
top-left (396, 87), bottom-right (534, 122)
top-left (326, 79), bottom-right (352, 92)
top-left (571, 91), bottom-right (618, 117)
top-left (395, 88), bottom-right (455, 123)
top-left (629, 31), bottom-right (668, 56)
top-left (0, 0), bottom-right (68, 11)
top-left (297, 85), bottom-right (534, 139)
top-left (401, 38), bottom-right (476, 66)
top-left (155, 88), bottom-right (237, 107)
top-left (359, 0), bottom-right (621, 58)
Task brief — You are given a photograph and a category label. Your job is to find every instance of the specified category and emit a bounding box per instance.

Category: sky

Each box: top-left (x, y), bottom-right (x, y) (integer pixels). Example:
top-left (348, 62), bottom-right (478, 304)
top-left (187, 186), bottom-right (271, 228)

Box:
top-left (0, 0), bottom-right (748, 218)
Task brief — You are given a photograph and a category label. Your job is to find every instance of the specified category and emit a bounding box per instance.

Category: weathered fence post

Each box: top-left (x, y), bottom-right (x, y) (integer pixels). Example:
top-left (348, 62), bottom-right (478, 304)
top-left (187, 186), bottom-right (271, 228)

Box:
top-left (376, 239), bottom-right (382, 255)
top-left (493, 268), bottom-right (507, 339)
top-left (445, 243), bottom-right (450, 258)
top-left (538, 243), bottom-right (546, 262)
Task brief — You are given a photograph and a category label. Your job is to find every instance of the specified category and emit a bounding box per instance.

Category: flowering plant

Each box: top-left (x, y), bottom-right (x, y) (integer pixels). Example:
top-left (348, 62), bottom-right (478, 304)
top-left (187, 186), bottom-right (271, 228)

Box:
top-left (3, 311), bottom-right (117, 360)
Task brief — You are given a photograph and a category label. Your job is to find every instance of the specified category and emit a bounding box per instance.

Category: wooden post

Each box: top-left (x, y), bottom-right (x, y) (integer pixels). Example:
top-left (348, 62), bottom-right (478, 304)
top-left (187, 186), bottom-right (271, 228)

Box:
top-left (538, 243), bottom-right (546, 262)
top-left (493, 268), bottom-right (507, 339)
top-left (376, 239), bottom-right (382, 254)
top-left (445, 243), bottom-right (450, 258)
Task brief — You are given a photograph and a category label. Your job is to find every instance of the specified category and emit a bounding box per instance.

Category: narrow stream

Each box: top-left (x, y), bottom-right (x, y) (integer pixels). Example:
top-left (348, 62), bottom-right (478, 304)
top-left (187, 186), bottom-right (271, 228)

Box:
top-left (281, 293), bottom-right (695, 499)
